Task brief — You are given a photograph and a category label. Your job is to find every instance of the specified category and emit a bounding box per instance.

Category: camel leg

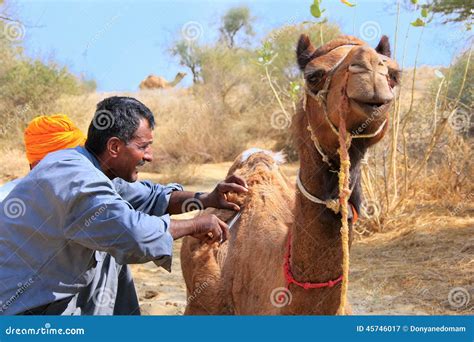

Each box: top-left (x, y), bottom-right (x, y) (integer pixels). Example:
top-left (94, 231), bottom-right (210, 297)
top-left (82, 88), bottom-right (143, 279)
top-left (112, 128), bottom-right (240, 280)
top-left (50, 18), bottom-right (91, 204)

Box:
top-left (181, 237), bottom-right (225, 315)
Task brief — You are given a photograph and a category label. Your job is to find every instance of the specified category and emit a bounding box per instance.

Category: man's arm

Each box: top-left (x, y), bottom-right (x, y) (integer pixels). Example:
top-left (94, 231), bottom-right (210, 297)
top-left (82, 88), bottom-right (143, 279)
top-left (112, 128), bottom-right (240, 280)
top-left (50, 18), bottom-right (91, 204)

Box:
top-left (113, 178), bottom-right (183, 216)
top-left (65, 176), bottom-right (229, 265)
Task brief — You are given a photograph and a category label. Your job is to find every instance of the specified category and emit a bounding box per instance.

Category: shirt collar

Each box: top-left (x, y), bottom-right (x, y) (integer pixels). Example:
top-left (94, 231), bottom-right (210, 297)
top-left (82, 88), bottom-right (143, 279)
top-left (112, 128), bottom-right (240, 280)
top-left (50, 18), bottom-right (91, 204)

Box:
top-left (74, 146), bottom-right (103, 173)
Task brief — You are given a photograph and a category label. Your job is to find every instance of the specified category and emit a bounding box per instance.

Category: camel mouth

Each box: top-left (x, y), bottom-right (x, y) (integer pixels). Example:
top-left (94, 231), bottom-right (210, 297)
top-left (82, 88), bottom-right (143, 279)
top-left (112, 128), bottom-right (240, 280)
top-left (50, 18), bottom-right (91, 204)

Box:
top-left (349, 98), bottom-right (392, 115)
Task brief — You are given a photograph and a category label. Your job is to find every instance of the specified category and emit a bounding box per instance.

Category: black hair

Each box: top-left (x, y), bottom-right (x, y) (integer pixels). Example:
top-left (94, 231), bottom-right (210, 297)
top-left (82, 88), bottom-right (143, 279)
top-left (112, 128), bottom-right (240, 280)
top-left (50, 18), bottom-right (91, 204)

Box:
top-left (85, 96), bottom-right (155, 156)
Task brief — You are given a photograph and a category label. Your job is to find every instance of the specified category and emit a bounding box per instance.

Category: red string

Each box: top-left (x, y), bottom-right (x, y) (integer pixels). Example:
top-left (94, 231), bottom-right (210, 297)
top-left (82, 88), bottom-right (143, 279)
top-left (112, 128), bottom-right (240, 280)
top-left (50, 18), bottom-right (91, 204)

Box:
top-left (284, 204), bottom-right (359, 289)
top-left (284, 232), bottom-right (343, 290)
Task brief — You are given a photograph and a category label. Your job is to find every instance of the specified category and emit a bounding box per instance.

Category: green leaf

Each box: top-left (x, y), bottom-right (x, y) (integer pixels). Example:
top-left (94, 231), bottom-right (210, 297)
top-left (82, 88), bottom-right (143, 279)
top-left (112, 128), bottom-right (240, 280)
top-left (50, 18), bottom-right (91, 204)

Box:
top-left (421, 8), bottom-right (428, 18)
top-left (410, 18), bottom-right (425, 27)
top-left (310, 0), bottom-right (324, 18)
top-left (310, 4), bottom-right (322, 18)
top-left (341, 0), bottom-right (356, 7)
top-left (410, 0), bottom-right (418, 4)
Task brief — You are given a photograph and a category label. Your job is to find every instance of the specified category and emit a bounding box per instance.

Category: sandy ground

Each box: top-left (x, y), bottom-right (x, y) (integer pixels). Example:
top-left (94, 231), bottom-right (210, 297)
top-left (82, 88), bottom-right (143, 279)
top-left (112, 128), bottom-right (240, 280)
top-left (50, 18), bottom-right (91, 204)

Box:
top-left (132, 163), bottom-right (473, 315)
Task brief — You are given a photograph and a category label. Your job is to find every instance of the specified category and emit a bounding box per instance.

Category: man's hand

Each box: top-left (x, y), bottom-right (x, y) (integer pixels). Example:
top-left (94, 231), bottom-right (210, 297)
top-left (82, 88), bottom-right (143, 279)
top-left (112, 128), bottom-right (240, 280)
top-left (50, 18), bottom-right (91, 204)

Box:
top-left (190, 214), bottom-right (229, 244)
top-left (201, 175), bottom-right (248, 211)
top-left (169, 214), bottom-right (228, 244)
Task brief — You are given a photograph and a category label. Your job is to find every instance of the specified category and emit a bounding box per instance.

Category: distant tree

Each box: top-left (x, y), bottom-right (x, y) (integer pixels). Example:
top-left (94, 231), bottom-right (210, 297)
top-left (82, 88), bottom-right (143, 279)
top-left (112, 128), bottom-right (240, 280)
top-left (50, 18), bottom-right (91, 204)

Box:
top-left (171, 40), bottom-right (202, 84)
top-left (446, 50), bottom-right (473, 107)
top-left (425, 0), bottom-right (473, 25)
top-left (219, 6), bottom-right (254, 49)
top-left (264, 22), bottom-right (341, 83)
top-left (0, 12), bottom-right (96, 139)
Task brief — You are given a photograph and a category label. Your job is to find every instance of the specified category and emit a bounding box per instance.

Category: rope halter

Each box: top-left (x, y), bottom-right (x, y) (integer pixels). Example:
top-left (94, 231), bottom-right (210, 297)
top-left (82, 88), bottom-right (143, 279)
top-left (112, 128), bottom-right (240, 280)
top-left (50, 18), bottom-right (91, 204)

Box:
top-left (299, 44), bottom-right (388, 207)
top-left (303, 44), bottom-right (388, 171)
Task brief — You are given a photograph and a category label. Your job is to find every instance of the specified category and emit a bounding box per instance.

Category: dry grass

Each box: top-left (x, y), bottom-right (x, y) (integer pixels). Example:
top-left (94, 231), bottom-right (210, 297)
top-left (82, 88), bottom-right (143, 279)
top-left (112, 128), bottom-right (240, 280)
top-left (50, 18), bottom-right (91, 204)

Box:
top-left (351, 203), bottom-right (473, 315)
top-left (0, 147), bottom-right (29, 183)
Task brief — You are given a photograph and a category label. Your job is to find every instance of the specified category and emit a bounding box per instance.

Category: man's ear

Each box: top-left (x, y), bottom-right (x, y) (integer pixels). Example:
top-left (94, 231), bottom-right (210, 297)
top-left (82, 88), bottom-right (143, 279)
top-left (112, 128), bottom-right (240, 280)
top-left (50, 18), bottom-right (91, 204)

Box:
top-left (106, 137), bottom-right (123, 158)
top-left (296, 34), bottom-right (317, 71)
top-left (375, 35), bottom-right (391, 58)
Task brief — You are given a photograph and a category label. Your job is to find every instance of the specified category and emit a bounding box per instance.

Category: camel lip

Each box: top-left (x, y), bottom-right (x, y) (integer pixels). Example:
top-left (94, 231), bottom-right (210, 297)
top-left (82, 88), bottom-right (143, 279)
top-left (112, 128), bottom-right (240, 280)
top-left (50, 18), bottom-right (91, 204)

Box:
top-left (349, 98), bottom-right (392, 114)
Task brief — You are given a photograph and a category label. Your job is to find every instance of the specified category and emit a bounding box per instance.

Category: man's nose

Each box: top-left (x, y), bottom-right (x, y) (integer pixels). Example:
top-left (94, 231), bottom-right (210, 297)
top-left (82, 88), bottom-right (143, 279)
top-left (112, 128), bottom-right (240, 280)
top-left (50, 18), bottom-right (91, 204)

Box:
top-left (144, 147), bottom-right (153, 162)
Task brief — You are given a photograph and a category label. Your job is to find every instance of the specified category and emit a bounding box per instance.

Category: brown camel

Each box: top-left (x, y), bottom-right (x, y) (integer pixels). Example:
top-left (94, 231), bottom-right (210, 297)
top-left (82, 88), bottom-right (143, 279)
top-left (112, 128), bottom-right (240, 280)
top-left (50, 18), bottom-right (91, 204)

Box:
top-left (138, 72), bottom-right (186, 90)
top-left (180, 34), bottom-right (401, 315)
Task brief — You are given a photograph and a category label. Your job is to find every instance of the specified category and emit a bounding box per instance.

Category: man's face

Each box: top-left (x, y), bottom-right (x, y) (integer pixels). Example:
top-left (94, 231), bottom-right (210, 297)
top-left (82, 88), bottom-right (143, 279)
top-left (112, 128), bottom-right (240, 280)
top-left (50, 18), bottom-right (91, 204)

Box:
top-left (111, 118), bottom-right (154, 182)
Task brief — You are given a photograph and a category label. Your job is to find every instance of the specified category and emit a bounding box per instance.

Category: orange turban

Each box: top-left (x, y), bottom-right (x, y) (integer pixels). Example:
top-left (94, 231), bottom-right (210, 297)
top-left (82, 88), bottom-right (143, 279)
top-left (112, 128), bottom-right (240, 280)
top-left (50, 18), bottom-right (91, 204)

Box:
top-left (24, 114), bottom-right (86, 165)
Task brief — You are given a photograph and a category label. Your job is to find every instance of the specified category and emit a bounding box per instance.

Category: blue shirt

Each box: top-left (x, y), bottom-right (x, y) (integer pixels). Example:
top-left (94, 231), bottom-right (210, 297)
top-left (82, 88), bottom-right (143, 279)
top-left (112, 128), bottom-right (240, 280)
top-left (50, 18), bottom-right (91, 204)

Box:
top-left (0, 146), bottom-right (182, 315)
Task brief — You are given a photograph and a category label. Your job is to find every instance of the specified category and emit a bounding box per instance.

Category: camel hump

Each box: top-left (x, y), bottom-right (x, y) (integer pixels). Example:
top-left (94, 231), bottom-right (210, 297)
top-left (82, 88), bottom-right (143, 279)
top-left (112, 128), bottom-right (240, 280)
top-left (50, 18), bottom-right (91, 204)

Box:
top-left (240, 148), bottom-right (286, 165)
top-left (230, 147), bottom-right (285, 172)
top-left (146, 74), bottom-right (162, 81)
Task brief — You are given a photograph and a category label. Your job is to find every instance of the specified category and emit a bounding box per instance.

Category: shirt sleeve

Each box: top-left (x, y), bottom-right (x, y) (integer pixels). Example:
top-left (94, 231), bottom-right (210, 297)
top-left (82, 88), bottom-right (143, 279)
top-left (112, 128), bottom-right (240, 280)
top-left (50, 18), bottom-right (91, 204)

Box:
top-left (63, 175), bottom-right (174, 270)
top-left (112, 178), bottom-right (183, 216)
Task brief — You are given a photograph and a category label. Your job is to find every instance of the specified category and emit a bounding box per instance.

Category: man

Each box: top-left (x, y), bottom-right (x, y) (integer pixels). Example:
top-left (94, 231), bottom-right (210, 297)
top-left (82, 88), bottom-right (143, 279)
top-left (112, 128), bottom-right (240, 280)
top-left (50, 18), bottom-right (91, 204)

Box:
top-left (0, 96), bottom-right (247, 315)
top-left (0, 114), bottom-right (86, 202)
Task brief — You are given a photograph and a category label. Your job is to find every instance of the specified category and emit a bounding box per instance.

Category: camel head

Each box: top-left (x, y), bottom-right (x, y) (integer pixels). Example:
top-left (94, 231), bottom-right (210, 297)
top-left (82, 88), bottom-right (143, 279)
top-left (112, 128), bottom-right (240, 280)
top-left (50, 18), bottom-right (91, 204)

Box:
top-left (297, 34), bottom-right (401, 148)
top-left (175, 72), bottom-right (187, 81)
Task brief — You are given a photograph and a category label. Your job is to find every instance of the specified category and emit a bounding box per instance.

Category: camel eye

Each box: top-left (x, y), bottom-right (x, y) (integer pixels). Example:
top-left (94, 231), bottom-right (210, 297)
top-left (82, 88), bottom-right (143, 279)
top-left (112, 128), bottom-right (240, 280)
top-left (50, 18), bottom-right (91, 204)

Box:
top-left (348, 64), bottom-right (367, 73)
top-left (306, 70), bottom-right (325, 85)
top-left (389, 71), bottom-right (400, 88)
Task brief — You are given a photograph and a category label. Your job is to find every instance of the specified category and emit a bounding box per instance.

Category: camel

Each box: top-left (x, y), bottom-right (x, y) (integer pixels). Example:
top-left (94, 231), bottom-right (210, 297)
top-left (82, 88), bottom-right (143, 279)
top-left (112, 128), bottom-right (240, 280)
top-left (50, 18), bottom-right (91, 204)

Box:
top-left (180, 34), bottom-right (401, 315)
top-left (138, 72), bottom-right (186, 90)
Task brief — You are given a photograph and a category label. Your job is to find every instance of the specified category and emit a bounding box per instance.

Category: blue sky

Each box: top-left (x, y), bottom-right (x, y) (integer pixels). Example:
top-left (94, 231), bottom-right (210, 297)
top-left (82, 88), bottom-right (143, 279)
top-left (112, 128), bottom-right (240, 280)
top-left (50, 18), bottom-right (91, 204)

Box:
top-left (12, 0), bottom-right (471, 91)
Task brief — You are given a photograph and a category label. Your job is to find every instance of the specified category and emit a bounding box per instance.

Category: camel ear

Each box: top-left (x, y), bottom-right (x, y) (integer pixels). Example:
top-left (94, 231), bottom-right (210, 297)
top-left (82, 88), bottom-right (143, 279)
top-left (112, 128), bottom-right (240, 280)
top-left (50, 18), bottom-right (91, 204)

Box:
top-left (297, 34), bottom-right (317, 71)
top-left (375, 35), bottom-right (391, 58)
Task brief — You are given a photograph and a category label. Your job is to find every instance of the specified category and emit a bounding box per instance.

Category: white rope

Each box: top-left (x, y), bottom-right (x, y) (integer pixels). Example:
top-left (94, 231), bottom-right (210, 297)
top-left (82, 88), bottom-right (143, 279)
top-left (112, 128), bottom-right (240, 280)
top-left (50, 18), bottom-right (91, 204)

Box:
top-left (296, 170), bottom-right (341, 214)
top-left (351, 119), bottom-right (387, 139)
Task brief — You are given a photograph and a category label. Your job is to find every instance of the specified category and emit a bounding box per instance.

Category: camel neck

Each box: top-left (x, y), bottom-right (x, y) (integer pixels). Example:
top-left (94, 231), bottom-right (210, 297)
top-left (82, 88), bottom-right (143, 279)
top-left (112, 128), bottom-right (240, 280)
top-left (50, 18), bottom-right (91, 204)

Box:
top-left (170, 75), bottom-right (183, 87)
top-left (283, 110), bottom-right (366, 314)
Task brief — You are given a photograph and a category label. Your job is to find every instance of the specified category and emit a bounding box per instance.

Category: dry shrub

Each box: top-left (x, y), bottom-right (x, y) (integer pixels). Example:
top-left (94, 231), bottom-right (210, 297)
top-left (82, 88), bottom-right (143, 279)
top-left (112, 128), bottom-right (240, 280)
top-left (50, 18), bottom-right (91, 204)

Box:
top-left (0, 146), bottom-right (29, 182)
